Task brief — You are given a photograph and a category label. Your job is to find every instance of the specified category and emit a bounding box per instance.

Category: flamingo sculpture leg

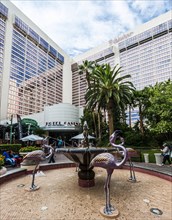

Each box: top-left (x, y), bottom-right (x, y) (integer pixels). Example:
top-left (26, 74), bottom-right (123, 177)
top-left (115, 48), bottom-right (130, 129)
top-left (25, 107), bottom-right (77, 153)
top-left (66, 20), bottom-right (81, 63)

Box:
top-left (104, 169), bottom-right (116, 215)
top-left (126, 148), bottom-right (138, 182)
top-left (119, 148), bottom-right (137, 182)
top-left (128, 159), bottom-right (136, 182)
top-left (30, 163), bottom-right (39, 190)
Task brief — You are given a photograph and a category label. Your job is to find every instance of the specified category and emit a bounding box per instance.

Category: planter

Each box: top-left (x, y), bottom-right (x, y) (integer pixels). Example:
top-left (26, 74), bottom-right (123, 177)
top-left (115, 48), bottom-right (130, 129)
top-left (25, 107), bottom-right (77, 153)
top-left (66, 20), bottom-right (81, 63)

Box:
top-left (143, 153), bottom-right (149, 163)
top-left (154, 153), bottom-right (163, 165)
top-left (0, 166), bottom-right (7, 176)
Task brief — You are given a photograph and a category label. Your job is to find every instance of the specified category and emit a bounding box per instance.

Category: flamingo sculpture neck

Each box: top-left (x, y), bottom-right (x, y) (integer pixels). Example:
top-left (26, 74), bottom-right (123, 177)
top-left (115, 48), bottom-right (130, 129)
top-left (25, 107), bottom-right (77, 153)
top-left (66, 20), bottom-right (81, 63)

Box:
top-left (109, 131), bottom-right (128, 167)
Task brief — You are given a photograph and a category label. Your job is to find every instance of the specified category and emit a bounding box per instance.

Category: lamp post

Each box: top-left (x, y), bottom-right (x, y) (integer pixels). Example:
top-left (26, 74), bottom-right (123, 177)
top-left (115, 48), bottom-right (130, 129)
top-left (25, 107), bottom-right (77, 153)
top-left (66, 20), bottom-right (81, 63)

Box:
top-left (26, 123), bottom-right (31, 135)
top-left (2, 122), bottom-right (8, 144)
top-left (13, 129), bottom-right (16, 143)
top-left (10, 115), bottom-right (13, 144)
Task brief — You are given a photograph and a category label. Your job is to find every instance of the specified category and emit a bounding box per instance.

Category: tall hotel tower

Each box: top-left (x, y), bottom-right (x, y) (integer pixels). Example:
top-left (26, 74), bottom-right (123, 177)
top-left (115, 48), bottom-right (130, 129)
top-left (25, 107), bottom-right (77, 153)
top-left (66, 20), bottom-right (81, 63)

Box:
top-left (72, 11), bottom-right (172, 109)
top-left (0, 1), bottom-right (72, 121)
top-left (0, 1), bottom-right (172, 129)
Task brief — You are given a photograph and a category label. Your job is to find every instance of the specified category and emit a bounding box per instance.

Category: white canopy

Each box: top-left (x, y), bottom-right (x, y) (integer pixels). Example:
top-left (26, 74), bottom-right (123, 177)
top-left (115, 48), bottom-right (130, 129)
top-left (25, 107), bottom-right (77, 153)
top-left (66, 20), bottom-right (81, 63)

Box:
top-left (71, 133), bottom-right (95, 140)
top-left (20, 134), bottom-right (44, 142)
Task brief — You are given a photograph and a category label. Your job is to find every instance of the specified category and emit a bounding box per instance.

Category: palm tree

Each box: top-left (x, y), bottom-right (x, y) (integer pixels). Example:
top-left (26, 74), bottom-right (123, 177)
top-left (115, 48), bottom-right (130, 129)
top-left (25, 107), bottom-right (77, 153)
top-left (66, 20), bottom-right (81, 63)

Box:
top-left (133, 88), bottom-right (150, 135)
top-left (79, 60), bottom-right (101, 138)
top-left (86, 64), bottom-right (135, 135)
top-left (78, 60), bottom-right (95, 86)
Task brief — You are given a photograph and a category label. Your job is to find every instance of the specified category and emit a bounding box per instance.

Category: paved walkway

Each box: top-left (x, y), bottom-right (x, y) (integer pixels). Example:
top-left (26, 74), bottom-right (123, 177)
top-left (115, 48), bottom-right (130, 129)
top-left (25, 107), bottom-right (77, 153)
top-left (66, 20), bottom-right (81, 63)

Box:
top-left (131, 162), bottom-right (172, 176)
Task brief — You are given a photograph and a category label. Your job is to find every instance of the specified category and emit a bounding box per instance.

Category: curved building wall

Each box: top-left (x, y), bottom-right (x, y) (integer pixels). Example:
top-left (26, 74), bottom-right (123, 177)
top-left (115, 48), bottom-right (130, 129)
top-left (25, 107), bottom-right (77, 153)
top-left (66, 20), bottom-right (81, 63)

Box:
top-left (43, 103), bottom-right (82, 131)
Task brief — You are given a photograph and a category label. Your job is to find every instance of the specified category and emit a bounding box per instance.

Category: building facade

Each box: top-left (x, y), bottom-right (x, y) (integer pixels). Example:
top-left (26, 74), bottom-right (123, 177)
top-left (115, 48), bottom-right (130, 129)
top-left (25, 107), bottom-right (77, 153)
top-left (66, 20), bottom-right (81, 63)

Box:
top-left (72, 11), bottom-right (172, 108)
top-left (0, 1), bottom-right (72, 121)
top-left (21, 103), bottom-right (83, 141)
top-left (72, 45), bottom-right (115, 107)
top-left (71, 11), bottom-right (172, 126)
top-left (0, 1), bottom-right (172, 130)
top-left (118, 16), bottom-right (172, 91)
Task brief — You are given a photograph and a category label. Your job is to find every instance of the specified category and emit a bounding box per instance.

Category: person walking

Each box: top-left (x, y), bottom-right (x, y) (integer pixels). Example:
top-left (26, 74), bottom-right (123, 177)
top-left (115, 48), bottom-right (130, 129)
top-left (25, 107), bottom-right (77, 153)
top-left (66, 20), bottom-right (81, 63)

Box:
top-left (48, 143), bottom-right (56, 163)
top-left (57, 137), bottom-right (63, 148)
top-left (161, 143), bottom-right (171, 165)
top-left (43, 142), bottom-right (56, 163)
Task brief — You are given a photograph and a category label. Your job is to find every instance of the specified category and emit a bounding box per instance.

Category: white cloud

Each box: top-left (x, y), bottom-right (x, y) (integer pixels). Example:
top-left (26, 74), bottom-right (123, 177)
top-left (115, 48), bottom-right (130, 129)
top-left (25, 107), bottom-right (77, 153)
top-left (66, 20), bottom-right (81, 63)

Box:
top-left (10, 0), bottom-right (172, 57)
top-left (128, 0), bottom-right (172, 21)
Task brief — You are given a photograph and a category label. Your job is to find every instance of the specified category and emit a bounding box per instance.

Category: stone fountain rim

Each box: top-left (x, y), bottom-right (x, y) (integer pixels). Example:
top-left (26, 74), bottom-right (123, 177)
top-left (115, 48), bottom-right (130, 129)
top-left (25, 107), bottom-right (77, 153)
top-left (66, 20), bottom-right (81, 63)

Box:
top-left (56, 147), bottom-right (119, 154)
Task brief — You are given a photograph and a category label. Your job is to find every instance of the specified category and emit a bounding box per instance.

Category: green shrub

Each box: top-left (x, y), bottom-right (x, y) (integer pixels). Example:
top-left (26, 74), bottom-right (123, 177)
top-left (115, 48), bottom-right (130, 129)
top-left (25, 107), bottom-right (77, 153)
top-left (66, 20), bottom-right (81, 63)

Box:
top-left (124, 132), bottom-right (143, 146)
top-left (0, 144), bottom-right (22, 154)
top-left (19, 146), bottom-right (41, 152)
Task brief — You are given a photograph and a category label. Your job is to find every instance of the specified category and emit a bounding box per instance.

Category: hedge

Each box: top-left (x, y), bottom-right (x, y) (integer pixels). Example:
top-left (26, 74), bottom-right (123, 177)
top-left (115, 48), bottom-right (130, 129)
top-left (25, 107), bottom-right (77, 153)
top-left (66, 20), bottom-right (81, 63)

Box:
top-left (0, 144), bottom-right (22, 154)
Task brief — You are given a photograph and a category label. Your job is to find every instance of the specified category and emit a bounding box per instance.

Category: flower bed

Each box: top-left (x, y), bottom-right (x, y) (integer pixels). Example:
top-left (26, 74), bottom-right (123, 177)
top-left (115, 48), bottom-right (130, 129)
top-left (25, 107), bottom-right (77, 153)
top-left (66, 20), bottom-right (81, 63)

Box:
top-left (0, 154), bottom-right (5, 169)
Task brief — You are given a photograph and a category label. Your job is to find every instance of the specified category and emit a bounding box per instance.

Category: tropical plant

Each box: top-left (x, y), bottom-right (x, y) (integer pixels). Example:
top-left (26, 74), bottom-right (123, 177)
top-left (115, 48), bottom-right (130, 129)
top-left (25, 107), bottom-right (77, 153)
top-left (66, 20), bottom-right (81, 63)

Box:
top-left (85, 63), bottom-right (135, 135)
top-left (144, 80), bottom-right (172, 139)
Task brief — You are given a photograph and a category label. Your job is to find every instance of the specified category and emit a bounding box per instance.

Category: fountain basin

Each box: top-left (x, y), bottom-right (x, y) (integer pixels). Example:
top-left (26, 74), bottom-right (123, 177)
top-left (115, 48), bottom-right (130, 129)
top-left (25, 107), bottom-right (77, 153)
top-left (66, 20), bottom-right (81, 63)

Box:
top-left (56, 147), bottom-right (118, 187)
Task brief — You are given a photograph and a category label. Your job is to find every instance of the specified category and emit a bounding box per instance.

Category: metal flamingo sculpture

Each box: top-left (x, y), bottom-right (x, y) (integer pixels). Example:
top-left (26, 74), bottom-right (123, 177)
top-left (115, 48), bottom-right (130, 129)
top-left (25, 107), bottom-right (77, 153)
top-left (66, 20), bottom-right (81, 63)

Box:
top-left (126, 148), bottom-right (137, 182)
top-left (89, 130), bottom-right (128, 217)
top-left (22, 144), bottom-right (53, 191)
top-left (117, 147), bottom-right (137, 182)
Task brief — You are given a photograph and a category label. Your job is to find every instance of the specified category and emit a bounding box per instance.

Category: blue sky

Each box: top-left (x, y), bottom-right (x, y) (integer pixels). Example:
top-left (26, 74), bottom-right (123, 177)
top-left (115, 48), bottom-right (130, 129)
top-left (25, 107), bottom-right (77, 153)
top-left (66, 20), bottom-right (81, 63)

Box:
top-left (10, 0), bottom-right (172, 57)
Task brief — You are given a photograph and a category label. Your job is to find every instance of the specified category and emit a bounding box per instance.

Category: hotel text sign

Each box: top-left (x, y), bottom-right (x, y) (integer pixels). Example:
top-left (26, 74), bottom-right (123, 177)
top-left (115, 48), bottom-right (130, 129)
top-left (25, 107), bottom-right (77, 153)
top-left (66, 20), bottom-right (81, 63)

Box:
top-left (45, 121), bottom-right (81, 126)
top-left (109, 32), bottom-right (134, 45)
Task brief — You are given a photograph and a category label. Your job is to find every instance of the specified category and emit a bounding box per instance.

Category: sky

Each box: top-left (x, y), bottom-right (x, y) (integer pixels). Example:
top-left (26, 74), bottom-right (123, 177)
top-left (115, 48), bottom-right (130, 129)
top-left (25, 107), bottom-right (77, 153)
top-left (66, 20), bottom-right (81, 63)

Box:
top-left (10, 0), bottom-right (172, 57)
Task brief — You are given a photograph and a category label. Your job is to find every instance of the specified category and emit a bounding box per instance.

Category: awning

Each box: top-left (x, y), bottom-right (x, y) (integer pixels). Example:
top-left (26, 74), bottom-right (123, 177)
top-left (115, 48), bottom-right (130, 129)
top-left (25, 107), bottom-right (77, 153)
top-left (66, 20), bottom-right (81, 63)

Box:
top-left (70, 133), bottom-right (95, 140)
top-left (20, 134), bottom-right (44, 142)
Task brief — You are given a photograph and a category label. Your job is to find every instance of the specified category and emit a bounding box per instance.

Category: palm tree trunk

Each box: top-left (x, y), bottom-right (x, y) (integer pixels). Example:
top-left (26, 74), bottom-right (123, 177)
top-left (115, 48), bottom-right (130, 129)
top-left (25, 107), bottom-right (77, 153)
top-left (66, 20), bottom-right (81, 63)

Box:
top-left (108, 111), bottom-right (114, 135)
top-left (98, 111), bottom-right (101, 140)
top-left (92, 111), bottom-right (98, 138)
top-left (86, 72), bottom-right (90, 87)
top-left (107, 100), bottom-right (114, 135)
top-left (129, 105), bottom-right (132, 128)
top-left (139, 105), bottom-right (144, 135)
top-left (107, 103), bottom-right (114, 135)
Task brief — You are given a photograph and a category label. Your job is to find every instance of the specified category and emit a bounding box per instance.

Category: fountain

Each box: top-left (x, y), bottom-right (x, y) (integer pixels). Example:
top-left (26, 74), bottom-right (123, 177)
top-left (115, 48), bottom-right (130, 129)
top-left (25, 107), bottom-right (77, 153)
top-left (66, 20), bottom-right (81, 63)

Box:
top-left (56, 121), bottom-right (120, 187)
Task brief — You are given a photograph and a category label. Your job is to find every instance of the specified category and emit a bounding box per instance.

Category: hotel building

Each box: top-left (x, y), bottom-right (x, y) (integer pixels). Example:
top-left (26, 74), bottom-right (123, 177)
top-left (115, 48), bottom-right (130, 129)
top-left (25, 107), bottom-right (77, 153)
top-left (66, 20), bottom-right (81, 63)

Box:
top-left (0, 1), bottom-right (172, 136)
top-left (72, 11), bottom-right (172, 124)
